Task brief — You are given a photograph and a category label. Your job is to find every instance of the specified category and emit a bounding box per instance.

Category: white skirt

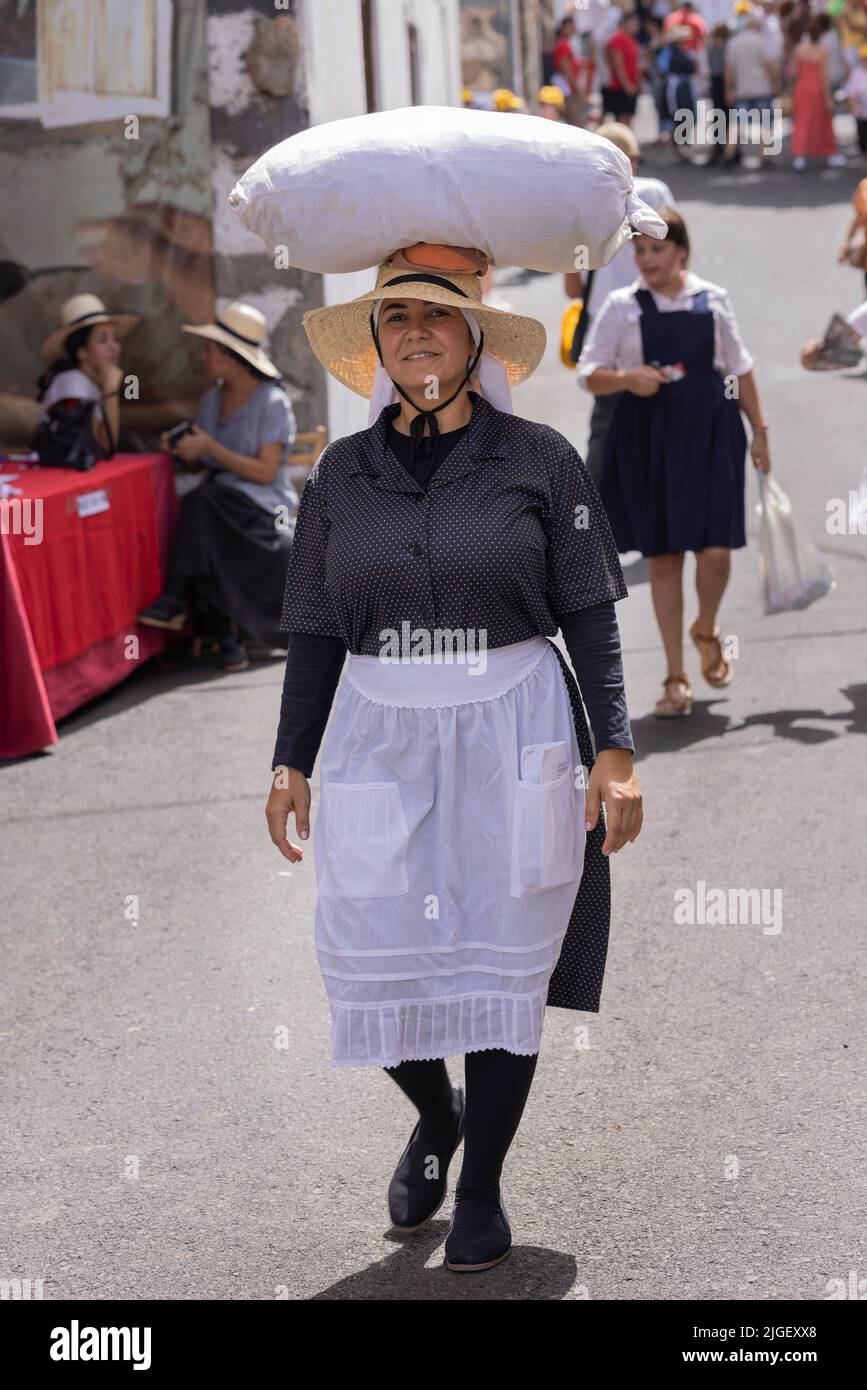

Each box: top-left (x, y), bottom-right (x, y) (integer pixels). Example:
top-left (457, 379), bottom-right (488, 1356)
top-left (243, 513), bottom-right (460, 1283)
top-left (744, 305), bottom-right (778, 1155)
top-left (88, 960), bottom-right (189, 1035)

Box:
top-left (312, 636), bottom-right (587, 1067)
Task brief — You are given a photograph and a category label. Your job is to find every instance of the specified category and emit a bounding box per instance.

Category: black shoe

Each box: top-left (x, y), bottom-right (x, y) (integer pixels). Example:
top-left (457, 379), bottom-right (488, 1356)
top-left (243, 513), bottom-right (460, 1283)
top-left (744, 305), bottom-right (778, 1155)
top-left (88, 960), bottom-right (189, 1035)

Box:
top-left (387, 1083), bottom-right (465, 1232)
top-left (217, 633), bottom-right (250, 672)
top-left (137, 594), bottom-right (187, 631)
top-left (444, 1192), bottom-right (511, 1272)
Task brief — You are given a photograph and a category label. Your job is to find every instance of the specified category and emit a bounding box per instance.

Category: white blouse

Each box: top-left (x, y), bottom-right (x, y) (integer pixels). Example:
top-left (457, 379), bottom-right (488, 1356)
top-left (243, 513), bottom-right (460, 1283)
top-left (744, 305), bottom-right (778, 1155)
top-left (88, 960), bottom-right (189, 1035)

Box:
top-left (576, 271), bottom-right (755, 392)
top-left (39, 369), bottom-right (105, 423)
top-left (847, 299), bottom-right (867, 343)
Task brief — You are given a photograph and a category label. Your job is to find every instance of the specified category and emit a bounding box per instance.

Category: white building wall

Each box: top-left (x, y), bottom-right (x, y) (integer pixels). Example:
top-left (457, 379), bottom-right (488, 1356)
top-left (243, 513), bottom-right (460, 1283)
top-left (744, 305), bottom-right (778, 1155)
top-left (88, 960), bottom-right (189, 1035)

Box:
top-left (302, 0), bottom-right (461, 440)
top-left (373, 0), bottom-right (461, 110)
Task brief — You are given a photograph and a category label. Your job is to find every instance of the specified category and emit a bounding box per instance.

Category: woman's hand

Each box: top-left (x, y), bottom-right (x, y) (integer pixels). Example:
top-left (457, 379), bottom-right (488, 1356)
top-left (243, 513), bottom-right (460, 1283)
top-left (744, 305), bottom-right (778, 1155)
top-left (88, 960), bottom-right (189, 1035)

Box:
top-left (172, 423), bottom-right (212, 462)
top-left (584, 749), bottom-right (643, 856)
top-left (751, 425), bottom-right (771, 472)
top-left (625, 365), bottom-right (667, 397)
top-left (266, 767), bottom-right (311, 864)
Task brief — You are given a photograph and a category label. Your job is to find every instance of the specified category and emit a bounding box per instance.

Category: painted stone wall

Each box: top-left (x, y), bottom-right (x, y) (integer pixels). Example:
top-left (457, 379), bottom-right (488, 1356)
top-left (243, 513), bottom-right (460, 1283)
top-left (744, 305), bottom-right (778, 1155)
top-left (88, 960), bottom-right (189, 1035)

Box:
top-left (204, 0), bottom-right (326, 436)
top-left (0, 0), bottom-right (216, 448)
top-left (0, 0), bottom-right (327, 447)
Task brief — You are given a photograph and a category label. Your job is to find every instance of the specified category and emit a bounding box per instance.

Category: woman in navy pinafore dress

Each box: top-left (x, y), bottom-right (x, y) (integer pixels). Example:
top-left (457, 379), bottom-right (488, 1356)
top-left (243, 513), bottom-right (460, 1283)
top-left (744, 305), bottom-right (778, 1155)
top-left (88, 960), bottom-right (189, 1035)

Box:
top-left (578, 207), bottom-right (772, 716)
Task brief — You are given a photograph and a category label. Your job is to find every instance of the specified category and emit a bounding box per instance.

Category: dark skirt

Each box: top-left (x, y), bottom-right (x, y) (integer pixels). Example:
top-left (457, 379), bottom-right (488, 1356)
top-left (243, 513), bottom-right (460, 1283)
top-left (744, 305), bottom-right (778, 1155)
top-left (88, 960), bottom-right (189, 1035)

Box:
top-left (545, 640), bottom-right (611, 1014)
top-left (168, 477), bottom-right (294, 648)
top-left (599, 374), bottom-right (748, 557)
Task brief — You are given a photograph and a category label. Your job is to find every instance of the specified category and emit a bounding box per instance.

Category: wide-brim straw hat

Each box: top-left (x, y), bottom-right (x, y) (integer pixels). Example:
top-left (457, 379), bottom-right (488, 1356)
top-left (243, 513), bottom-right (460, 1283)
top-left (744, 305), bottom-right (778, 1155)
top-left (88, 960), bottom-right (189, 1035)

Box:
top-left (40, 292), bottom-right (139, 361)
top-left (302, 249), bottom-right (547, 399)
top-left (182, 300), bottom-right (281, 378)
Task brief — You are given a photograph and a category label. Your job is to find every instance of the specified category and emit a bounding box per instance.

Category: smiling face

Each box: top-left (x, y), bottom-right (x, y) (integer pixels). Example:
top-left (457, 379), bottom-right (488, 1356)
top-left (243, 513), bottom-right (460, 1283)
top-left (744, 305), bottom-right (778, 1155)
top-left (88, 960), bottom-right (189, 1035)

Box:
top-left (76, 323), bottom-right (121, 372)
top-left (633, 233), bottom-right (688, 288)
top-left (376, 297), bottom-right (475, 399)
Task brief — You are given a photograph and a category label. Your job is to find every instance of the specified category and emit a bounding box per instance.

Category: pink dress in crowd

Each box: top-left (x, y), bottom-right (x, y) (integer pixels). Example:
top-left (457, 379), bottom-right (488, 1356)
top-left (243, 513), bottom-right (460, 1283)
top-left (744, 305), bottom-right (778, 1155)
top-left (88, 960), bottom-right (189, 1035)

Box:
top-left (791, 42), bottom-right (838, 158)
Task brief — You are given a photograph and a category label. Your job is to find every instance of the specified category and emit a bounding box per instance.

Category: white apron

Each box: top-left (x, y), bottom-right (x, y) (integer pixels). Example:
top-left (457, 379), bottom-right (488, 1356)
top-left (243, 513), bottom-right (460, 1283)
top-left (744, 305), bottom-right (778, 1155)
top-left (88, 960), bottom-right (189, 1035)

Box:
top-left (312, 636), bottom-right (587, 1068)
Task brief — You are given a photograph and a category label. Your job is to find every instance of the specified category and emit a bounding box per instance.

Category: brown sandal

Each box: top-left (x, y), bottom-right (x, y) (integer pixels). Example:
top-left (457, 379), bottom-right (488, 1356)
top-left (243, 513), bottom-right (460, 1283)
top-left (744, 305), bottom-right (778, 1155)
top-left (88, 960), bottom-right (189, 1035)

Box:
top-left (654, 673), bottom-right (693, 718)
top-left (689, 620), bottom-right (733, 687)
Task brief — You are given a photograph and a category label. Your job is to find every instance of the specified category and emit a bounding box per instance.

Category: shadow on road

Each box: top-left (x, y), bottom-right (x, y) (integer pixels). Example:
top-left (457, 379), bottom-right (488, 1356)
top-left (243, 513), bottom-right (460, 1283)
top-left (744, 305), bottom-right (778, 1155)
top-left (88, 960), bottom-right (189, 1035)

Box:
top-left (310, 1218), bottom-right (579, 1299)
top-left (631, 682), bottom-right (867, 760)
top-left (638, 147), bottom-right (865, 212)
top-left (0, 645), bottom-right (287, 768)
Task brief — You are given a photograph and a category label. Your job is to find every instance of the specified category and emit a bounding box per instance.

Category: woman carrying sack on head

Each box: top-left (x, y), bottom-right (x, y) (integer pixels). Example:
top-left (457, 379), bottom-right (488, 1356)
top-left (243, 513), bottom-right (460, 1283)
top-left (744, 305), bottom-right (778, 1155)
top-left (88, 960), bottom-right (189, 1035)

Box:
top-left (578, 209), bottom-right (771, 717)
top-left (264, 244), bottom-right (642, 1273)
top-left (137, 302), bottom-right (298, 672)
top-left (36, 294), bottom-right (138, 462)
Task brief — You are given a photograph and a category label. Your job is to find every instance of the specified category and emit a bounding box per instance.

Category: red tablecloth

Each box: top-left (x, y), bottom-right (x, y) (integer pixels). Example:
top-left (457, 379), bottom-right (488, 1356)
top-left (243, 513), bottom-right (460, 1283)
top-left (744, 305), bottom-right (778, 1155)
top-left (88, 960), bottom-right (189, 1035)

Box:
top-left (0, 453), bottom-right (179, 757)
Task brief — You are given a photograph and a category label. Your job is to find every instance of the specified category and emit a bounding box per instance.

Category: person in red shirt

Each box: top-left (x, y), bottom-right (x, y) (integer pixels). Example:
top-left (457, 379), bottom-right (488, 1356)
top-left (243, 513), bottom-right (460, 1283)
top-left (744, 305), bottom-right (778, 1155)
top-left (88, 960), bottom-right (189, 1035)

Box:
top-left (552, 12), bottom-right (593, 126)
top-left (664, 2), bottom-right (709, 53)
top-left (604, 10), bottom-right (642, 126)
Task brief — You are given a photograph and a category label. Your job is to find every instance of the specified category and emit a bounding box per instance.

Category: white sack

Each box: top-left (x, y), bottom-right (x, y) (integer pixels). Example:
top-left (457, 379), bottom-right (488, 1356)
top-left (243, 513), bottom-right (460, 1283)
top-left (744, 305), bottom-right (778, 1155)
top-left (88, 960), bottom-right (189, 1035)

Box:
top-left (756, 473), bottom-right (835, 614)
top-left (228, 104), bottom-right (668, 274)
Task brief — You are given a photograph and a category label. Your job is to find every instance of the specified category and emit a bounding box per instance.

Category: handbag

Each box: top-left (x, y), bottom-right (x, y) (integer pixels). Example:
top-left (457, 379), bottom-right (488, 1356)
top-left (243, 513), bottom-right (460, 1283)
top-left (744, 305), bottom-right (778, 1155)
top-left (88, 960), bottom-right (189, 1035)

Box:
top-left (756, 472), bottom-right (834, 614)
top-left (32, 395), bottom-right (115, 471)
top-left (560, 300), bottom-right (584, 368)
top-left (569, 269), bottom-right (595, 363)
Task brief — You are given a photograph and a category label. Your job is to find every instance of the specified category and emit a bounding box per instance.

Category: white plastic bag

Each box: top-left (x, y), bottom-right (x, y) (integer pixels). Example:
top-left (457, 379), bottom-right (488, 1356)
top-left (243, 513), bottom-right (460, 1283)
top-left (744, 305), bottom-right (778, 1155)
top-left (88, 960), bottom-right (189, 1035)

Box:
top-left (756, 473), bottom-right (835, 614)
top-left (228, 104), bottom-right (667, 274)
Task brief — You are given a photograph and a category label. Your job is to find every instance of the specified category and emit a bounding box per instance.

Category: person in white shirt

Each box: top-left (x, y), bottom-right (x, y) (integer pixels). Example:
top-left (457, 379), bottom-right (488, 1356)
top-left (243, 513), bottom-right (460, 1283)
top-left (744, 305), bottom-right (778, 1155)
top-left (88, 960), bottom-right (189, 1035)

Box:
top-left (724, 7), bottom-right (780, 163)
top-left (563, 122), bottom-right (675, 484)
top-left (850, 298), bottom-right (867, 340)
top-left (576, 207), bottom-right (771, 718)
top-left (573, 0), bottom-right (621, 102)
top-left (37, 293), bottom-right (138, 453)
top-left (844, 41), bottom-right (867, 168)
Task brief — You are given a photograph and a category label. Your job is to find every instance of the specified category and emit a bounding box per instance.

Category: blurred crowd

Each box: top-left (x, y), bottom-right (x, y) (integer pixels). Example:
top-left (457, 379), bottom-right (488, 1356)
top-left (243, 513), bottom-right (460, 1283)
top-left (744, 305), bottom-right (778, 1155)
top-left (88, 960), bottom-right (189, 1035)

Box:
top-left (464, 0), bottom-right (867, 172)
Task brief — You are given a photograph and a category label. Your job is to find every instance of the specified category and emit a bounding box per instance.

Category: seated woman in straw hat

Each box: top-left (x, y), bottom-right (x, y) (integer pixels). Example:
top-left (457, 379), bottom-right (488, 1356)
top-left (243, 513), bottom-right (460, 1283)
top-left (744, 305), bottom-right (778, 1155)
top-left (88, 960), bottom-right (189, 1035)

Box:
top-left (37, 293), bottom-right (139, 453)
top-left (137, 301), bottom-right (298, 672)
top-left (264, 244), bottom-right (643, 1273)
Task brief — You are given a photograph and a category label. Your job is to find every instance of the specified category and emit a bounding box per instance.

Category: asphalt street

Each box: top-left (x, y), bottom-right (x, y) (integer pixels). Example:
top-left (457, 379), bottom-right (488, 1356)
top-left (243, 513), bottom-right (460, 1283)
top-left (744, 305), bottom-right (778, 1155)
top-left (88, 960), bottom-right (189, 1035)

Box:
top-left (2, 148), bottom-right (866, 1302)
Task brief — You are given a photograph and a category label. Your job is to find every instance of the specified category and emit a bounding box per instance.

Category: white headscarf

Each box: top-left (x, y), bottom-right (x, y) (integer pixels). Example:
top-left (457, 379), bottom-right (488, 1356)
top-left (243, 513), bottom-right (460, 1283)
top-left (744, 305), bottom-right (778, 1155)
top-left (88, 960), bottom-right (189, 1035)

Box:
top-left (367, 300), bottom-right (514, 426)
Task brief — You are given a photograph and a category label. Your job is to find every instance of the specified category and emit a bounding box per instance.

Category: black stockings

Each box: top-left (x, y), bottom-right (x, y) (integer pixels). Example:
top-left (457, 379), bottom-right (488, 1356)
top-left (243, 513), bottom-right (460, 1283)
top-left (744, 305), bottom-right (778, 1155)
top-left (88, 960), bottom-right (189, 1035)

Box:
top-left (383, 1049), bottom-right (539, 1209)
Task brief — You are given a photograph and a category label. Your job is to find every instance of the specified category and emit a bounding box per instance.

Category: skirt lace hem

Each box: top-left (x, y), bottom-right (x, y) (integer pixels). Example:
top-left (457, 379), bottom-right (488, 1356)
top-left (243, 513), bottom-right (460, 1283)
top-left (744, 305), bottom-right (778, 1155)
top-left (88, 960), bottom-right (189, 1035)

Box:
top-left (328, 988), bottom-right (547, 1068)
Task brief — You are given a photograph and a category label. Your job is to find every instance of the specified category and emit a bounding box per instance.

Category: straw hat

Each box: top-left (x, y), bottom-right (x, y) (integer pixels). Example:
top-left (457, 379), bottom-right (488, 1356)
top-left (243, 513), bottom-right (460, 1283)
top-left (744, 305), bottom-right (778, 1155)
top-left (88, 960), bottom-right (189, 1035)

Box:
top-left (302, 249), bottom-right (547, 399)
top-left (40, 292), bottom-right (138, 361)
top-left (182, 300), bottom-right (281, 378)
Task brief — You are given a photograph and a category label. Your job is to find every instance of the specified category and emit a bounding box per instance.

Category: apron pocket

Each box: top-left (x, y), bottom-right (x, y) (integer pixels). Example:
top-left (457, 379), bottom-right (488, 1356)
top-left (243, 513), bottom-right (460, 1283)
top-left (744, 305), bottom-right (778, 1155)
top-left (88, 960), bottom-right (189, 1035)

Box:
top-left (317, 781), bottom-right (410, 898)
top-left (510, 763), bottom-right (586, 898)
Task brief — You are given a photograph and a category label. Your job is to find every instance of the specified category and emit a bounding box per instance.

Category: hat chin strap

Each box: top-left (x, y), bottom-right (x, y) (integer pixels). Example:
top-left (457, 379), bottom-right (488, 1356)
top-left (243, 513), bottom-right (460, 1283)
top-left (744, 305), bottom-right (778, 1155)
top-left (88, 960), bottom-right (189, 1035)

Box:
top-left (366, 304), bottom-right (514, 441)
top-left (369, 302), bottom-right (485, 470)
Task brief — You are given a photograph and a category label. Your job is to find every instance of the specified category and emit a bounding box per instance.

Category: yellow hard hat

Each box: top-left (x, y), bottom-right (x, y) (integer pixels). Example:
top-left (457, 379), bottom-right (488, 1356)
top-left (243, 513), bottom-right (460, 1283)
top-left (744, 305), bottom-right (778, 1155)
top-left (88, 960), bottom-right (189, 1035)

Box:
top-left (462, 86), bottom-right (473, 105)
top-left (493, 87), bottom-right (524, 111)
top-left (538, 85), bottom-right (566, 108)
